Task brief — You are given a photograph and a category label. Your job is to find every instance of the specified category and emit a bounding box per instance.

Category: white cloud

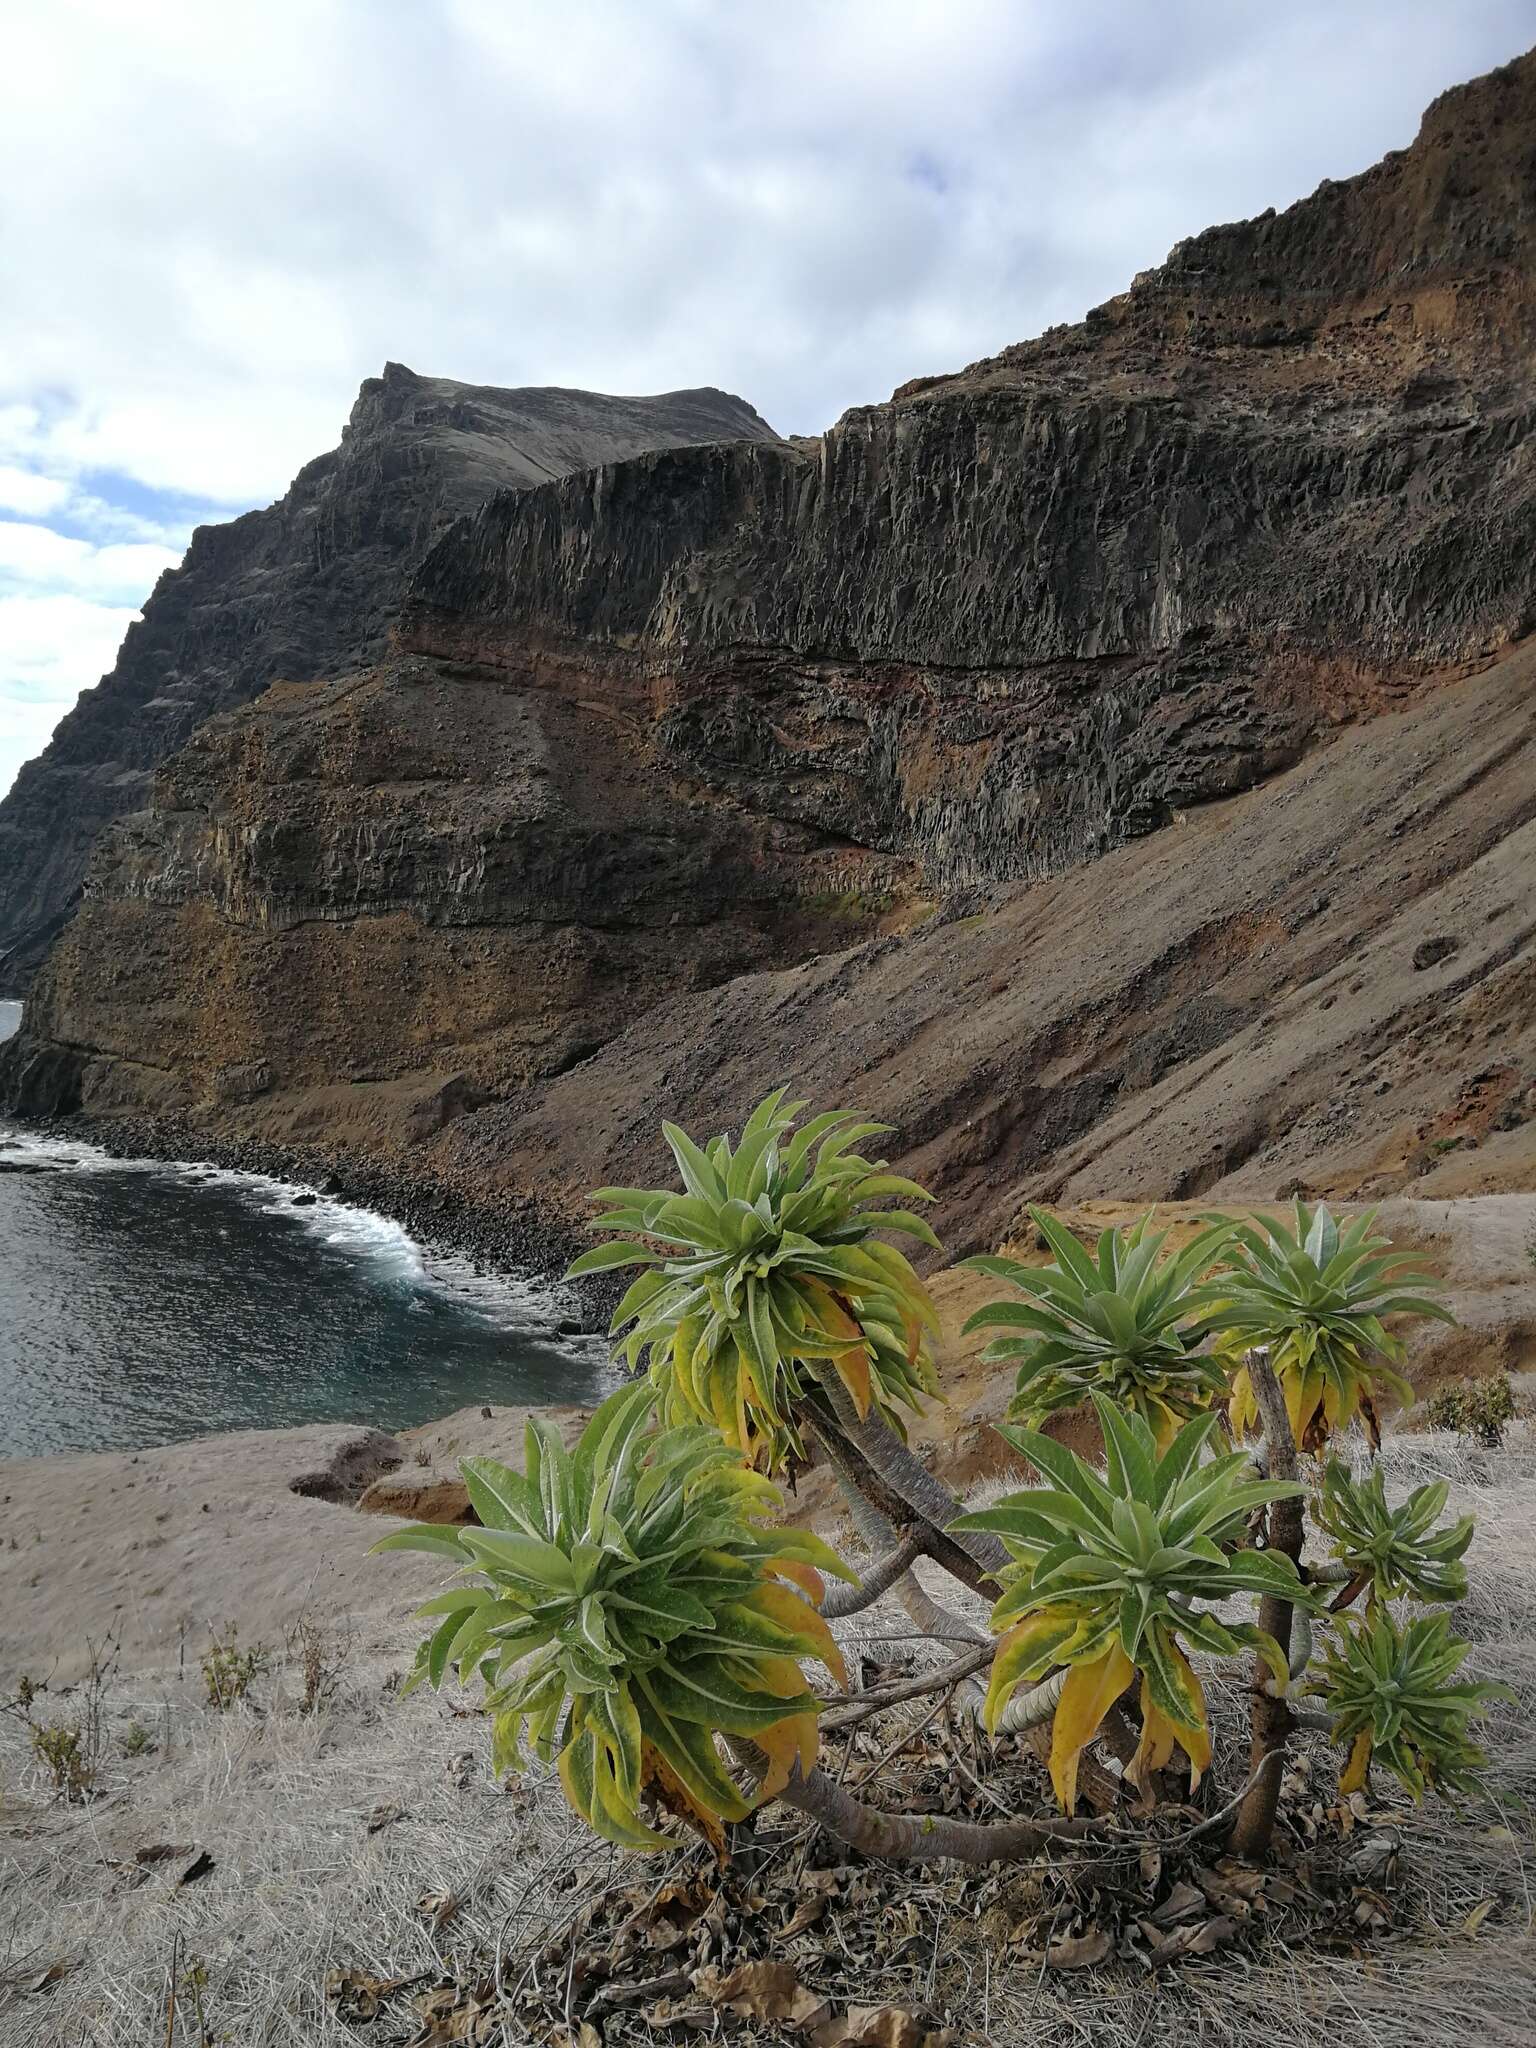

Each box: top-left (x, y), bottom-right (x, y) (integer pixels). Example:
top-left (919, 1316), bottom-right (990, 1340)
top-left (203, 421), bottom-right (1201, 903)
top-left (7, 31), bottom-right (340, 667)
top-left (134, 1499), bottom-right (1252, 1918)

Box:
top-left (0, 593), bottom-right (147, 799)
top-left (0, 0), bottom-right (1531, 799)
top-left (0, 466), bottom-right (70, 518)
top-left (0, 522), bottom-right (179, 604)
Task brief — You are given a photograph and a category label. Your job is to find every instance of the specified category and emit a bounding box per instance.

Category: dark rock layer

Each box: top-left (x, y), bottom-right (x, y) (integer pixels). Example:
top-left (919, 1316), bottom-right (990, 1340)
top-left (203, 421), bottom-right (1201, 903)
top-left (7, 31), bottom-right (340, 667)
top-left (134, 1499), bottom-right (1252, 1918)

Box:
top-left (0, 371), bottom-right (779, 988)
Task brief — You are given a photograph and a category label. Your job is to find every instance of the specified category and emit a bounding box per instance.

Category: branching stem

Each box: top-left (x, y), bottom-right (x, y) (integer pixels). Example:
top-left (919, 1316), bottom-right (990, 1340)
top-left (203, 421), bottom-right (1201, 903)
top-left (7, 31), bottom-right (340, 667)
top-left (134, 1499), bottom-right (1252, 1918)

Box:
top-left (1231, 1348), bottom-right (1304, 1860)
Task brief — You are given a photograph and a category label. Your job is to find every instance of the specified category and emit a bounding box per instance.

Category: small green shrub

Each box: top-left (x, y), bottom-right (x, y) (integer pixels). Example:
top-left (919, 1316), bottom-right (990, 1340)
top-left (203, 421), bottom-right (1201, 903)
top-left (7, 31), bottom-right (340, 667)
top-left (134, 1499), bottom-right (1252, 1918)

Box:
top-left (1425, 1374), bottom-right (1517, 1449)
top-left (1312, 1608), bottom-right (1509, 1801)
top-left (32, 1723), bottom-right (94, 1802)
top-left (122, 1719), bottom-right (155, 1757)
top-left (201, 1625), bottom-right (269, 1710)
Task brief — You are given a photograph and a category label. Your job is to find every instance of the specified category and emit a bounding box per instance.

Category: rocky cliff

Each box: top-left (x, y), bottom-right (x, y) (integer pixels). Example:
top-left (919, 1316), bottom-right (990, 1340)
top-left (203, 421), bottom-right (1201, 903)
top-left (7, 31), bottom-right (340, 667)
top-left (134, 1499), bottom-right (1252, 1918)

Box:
top-left (6, 52), bottom-right (1536, 1245)
top-left (0, 371), bottom-right (780, 989)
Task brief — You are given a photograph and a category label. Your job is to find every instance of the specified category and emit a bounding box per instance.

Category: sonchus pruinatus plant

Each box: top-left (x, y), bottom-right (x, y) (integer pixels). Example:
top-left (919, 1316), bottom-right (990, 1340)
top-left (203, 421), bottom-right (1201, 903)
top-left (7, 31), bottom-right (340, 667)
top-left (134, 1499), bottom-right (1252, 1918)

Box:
top-left (373, 1383), bottom-right (852, 1850)
top-left (1201, 1202), bottom-right (1453, 1450)
top-left (565, 1089), bottom-right (941, 1471)
top-left (963, 1209), bottom-right (1234, 1450)
top-left (953, 1395), bottom-right (1322, 1811)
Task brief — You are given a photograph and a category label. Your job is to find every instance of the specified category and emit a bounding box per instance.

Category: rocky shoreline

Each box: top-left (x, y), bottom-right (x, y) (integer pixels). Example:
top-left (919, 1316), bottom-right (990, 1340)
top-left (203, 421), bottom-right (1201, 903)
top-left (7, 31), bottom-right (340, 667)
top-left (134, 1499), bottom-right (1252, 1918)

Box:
top-left (7, 1107), bottom-right (610, 1331)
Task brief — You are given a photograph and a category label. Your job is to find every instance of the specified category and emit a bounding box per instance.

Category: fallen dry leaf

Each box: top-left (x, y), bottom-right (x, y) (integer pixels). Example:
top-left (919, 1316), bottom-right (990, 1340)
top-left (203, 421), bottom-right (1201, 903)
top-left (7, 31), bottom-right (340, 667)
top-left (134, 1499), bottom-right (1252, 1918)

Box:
top-left (698, 1959), bottom-right (832, 2030)
top-left (325, 1965), bottom-right (412, 2021)
top-left (407, 1980), bottom-right (497, 2045)
top-left (811, 2004), bottom-right (957, 2047)
top-left (1147, 1880), bottom-right (1206, 1930)
top-left (1146, 1914), bottom-right (1240, 1966)
top-left (18, 1958), bottom-right (75, 1994)
top-left (1045, 1926), bottom-right (1114, 1971)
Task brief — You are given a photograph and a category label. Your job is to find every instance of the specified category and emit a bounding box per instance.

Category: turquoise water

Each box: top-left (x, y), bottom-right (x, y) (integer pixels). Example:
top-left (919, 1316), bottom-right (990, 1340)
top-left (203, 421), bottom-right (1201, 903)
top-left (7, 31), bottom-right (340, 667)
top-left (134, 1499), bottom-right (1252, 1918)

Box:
top-left (0, 1005), bottom-right (613, 1456)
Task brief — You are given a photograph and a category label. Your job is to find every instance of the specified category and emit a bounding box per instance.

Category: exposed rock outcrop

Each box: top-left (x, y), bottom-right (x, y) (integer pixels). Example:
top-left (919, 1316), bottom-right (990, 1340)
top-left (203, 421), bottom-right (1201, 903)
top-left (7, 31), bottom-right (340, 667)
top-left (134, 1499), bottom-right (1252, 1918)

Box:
top-left (5, 52), bottom-right (1536, 1239)
top-left (0, 371), bottom-right (780, 989)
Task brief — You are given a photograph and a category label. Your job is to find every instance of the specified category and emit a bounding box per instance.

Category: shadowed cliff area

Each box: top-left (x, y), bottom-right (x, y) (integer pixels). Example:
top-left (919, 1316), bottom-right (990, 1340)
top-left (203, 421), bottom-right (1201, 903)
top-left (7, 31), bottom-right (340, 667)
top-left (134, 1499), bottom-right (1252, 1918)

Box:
top-left (4, 51), bottom-right (1535, 1247)
top-left (0, 371), bottom-right (780, 991)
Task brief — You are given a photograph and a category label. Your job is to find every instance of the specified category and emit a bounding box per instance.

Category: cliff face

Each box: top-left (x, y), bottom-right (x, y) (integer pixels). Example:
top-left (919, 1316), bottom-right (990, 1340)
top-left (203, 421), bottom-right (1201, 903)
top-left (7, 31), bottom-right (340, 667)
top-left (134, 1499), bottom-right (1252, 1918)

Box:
top-left (0, 370), bottom-right (780, 988)
top-left (6, 52), bottom-right (1536, 1233)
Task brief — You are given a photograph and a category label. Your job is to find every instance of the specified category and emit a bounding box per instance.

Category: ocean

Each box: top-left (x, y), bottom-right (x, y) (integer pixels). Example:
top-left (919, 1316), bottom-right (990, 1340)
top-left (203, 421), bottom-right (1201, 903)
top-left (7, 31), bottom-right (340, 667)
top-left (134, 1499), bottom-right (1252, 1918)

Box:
top-left (0, 1001), bottom-right (614, 1457)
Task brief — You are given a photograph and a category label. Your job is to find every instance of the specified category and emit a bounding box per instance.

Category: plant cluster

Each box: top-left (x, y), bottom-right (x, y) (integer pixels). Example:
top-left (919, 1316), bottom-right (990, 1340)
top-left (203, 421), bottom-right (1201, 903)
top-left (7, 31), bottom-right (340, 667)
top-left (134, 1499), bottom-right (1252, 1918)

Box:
top-left (385, 1095), bottom-right (1496, 1878)
top-left (201, 1624), bottom-right (269, 1711)
top-left (1425, 1373), bottom-right (1517, 1449)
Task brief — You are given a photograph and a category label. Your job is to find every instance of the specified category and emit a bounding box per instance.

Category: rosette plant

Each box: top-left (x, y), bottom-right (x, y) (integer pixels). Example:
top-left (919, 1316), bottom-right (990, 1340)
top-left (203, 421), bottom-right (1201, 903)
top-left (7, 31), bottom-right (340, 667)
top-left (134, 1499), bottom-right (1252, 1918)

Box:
top-left (1205, 1202), bottom-right (1453, 1449)
top-left (564, 1090), bottom-right (941, 1471)
top-left (962, 1210), bottom-right (1234, 1448)
top-left (382, 1098), bottom-right (1489, 1886)
top-left (375, 1382), bottom-right (851, 1850)
top-left (1313, 1460), bottom-right (1473, 1609)
top-left (1312, 1608), bottom-right (1508, 1800)
top-left (952, 1395), bottom-right (1321, 1810)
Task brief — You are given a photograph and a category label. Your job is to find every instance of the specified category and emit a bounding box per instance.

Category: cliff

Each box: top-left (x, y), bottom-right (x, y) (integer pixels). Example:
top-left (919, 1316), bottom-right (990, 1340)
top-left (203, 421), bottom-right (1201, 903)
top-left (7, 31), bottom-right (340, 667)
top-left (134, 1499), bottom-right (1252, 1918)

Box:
top-left (6, 52), bottom-right (1536, 1240)
top-left (0, 370), bottom-right (780, 989)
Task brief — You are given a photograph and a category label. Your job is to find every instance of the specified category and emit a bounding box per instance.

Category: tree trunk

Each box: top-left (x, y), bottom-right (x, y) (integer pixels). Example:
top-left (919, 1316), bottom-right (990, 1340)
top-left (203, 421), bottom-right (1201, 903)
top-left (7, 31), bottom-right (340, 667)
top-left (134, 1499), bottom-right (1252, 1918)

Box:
top-left (773, 1759), bottom-right (1101, 1864)
top-left (1230, 1349), bottom-right (1305, 1860)
top-left (811, 1370), bottom-right (1007, 1594)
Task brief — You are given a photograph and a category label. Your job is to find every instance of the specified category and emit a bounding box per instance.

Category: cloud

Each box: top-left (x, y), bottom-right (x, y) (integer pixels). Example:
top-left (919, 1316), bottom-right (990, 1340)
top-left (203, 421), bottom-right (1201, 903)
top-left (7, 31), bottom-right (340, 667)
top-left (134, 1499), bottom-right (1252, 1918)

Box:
top-left (0, 593), bottom-right (148, 800)
top-left (0, 0), bottom-right (1532, 797)
top-left (0, 466), bottom-right (71, 519)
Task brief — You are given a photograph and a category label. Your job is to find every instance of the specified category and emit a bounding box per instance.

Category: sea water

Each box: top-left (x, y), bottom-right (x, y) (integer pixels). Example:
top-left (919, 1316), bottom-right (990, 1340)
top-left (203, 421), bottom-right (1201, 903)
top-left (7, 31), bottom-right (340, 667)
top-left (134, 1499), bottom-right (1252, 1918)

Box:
top-left (0, 1002), bottom-right (612, 1456)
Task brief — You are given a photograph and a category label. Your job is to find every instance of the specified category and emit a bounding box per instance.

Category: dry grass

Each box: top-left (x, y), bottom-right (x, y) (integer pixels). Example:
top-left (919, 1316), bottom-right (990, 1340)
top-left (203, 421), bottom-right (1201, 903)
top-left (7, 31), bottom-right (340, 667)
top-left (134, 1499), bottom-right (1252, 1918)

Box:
top-left (3, 1428), bottom-right (1534, 2047)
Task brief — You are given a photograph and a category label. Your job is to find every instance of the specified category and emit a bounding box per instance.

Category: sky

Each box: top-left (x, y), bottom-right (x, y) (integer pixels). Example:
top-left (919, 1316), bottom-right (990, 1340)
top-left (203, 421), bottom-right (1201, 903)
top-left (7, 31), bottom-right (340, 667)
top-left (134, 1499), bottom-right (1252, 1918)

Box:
top-left (1, 0), bottom-right (1532, 801)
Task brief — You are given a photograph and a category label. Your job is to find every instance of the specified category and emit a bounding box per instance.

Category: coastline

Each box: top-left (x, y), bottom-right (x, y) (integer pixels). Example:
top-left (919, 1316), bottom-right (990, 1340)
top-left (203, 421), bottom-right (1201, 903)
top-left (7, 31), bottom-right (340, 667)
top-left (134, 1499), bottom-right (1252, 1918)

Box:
top-left (9, 1105), bottom-right (602, 1324)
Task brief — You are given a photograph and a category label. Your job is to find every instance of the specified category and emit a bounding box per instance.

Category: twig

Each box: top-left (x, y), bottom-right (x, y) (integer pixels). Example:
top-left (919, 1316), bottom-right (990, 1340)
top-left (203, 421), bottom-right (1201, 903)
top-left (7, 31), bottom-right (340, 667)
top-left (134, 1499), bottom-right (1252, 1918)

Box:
top-left (162, 1932), bottom-right (179, 2048)
top-left (822, 1646), bottom-right (995, 1729)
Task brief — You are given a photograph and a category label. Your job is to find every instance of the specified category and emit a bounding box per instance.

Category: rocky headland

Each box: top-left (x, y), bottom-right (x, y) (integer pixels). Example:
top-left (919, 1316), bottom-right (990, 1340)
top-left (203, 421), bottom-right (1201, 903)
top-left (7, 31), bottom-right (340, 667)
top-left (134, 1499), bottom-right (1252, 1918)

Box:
top-left (4, 52), bottom-right (1536, 1272)
top-left (0, 372), bottom-right (779, 991)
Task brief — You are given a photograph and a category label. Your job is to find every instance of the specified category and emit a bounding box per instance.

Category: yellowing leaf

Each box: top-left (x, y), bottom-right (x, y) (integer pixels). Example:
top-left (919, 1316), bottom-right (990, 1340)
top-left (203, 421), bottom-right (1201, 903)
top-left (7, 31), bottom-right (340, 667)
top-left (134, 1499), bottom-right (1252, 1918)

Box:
top-left (768, 1556), bottom-right (826, 1606)
top-left (753, 1709), bottom-right (819, 1799)
top-left (1049, 1644), bottom-right (1133, 1813)
top-left (834, 1345), bottom-right (874, 1418)
top-left (748, 1580), bottom-right (848, 1687)
top-left (982, 1607), bottom-right (1083, 1733)
top-left (1128, 1679), bottom-right (1177, 1790)
top-left (1340, 1728), bottom-right (1373, 1795)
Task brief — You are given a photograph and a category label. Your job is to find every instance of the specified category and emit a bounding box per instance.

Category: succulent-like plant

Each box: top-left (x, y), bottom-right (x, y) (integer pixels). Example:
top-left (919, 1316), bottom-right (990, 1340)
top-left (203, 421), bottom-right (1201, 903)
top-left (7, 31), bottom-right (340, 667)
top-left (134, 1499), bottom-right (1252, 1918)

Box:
top-left (1313, 1460), bottom-right (1472, 1608)
top-left (1312, 1608), bottom-right (1507, 1801)
top-left (565, 1090), bottom-right (942, 1470)
top-left (953, 1396), bottom-right (1318, 1811)
top-left (962, 1210), bottom-right (1233, 1447)
top-left (373, 1383), bottom-right (851, 1850)
top-left (1203, 1203), bottom-right (1453, 1450)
